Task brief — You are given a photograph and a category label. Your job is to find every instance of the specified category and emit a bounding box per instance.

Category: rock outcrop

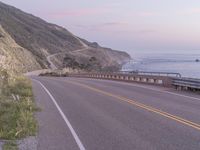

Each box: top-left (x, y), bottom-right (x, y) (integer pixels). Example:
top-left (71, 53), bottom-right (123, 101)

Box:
top-left (0, 1), bottom-right (131, 73)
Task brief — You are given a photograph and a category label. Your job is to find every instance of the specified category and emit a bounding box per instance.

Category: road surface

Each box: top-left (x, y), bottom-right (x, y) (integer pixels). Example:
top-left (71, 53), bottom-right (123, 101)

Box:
top-left (31, 77), bottom-right (200, 150)
top-left (47, 36), bottom-right (89, 69)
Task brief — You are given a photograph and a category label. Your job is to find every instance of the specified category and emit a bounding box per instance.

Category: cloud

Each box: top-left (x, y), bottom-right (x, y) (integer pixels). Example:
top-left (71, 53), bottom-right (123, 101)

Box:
top-left (190, 8), bottom-right (200, 13)
top-left (99, 22), bottom-right (128, 27)
top-left (46, 8), bottom-right (110, 18)
top-left (138, 12), bottom-right (158, 17)
top-left (137, 29), bottom-right (157, 34)
top-left (74, 23), bottom-right (157, 36)
top-left (74, 22), bottom-right (128, 31)
top-left (180, 8), bottom-right (200, 15)
top-left (106, 1), bottom-right (125, 7)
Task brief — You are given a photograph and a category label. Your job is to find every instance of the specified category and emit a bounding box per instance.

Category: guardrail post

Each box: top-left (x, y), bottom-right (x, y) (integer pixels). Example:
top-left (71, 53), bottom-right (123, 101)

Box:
top-left (148, 79), bottom-right (153, 83)
top-left (68, 72), bottom-right (175, 88)
top-left (156, 79), bottom-right (163, 84)
top-left (142, 78), bottom-right (147, 82)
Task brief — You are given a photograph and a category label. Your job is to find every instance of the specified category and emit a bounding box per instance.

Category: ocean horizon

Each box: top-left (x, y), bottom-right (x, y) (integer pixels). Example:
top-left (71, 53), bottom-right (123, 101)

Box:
top-left (122, 53), bottom-right (200, 79)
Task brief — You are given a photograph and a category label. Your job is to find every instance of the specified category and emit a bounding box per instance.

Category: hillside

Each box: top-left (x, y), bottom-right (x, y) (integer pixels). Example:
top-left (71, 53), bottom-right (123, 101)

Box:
top-left (0, 25), bottom-right (41, 74)
top-left (0, 1), bottom-right (131, 73)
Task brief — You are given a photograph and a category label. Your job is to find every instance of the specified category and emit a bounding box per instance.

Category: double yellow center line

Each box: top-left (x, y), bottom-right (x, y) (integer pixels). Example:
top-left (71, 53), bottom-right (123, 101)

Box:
top-left (64, 80), bottom-right (200, 131)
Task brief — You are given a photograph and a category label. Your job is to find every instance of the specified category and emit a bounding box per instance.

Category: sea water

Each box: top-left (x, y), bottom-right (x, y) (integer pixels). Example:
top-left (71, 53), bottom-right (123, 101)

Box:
top-left (122, 53), bottom-right (200, 79)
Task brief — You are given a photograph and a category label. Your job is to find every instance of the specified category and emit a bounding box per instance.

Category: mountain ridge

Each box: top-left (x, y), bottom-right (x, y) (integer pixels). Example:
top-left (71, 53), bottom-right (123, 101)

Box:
top-left (0, 1), bottom-right (131, 73)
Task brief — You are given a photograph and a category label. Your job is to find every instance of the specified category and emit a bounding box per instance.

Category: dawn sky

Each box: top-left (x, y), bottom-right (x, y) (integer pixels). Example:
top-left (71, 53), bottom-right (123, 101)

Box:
top-left (1, 0), bottom-right (200, 56)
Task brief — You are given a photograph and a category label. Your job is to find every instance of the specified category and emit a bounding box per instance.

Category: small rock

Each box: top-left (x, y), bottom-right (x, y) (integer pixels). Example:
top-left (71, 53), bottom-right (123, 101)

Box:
top-left (0, 33), bottom-right (4, 38)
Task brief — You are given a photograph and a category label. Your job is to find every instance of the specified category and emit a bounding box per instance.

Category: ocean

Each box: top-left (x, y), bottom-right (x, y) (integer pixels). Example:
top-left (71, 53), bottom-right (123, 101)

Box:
top-left (122, 53), bottom-right (200, 79)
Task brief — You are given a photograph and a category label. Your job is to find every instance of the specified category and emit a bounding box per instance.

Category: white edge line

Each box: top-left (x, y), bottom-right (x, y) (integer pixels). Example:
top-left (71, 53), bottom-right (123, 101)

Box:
top-left (111, 80), bottom-right (200, 101)
top-left (74, 78), bottom-right (200, 101)
top-left (32, 79), bottom-right (86, 150)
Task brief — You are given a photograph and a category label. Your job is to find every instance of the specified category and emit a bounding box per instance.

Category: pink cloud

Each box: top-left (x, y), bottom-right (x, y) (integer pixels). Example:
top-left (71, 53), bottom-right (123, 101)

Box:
top-left (191, 8), bottom-right (200, 13)
top-left (99, 22), bottom-right (128, 27)
top-left (137, 29), bottom-right (157, 34)
top-left (47, 8), bottom-right (110, 18)
top-left (74, 22), bottom-right (129, 32)
top-left (138, 12), bottom-right (158, 17)
top-left (180, 8), bottom-right (200, 15)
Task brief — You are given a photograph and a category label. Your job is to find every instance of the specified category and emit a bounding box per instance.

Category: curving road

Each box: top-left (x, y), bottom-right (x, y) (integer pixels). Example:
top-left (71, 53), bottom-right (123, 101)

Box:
top-left (32, 77), bottom-right (200, 150)
top-left (47, 36), bottom-right (89, 69)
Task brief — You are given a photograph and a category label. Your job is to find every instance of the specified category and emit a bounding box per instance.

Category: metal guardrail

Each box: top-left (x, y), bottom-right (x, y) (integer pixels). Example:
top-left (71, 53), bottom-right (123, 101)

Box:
top-left (119, 71), bottom-right (181, 78)
top-left (69, 72), bottom-right (173, 87)
top-left (172, 78), bottom-right (200, 90)
top-left (41, 69), bottom-right (199, 91)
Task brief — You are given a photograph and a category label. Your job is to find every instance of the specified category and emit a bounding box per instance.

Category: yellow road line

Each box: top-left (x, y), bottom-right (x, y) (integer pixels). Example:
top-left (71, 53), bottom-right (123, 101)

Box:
top-left (64, 79), bottom-right (200, 131)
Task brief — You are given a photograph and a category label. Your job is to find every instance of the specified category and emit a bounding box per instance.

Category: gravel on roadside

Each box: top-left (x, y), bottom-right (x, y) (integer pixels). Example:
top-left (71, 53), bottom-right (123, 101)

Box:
top-left (0, 141), bottom-right (3, 150)
top-left (18, 136), bottom-right (38, 150)
top-left (0, 136), bottom-right (37, 150)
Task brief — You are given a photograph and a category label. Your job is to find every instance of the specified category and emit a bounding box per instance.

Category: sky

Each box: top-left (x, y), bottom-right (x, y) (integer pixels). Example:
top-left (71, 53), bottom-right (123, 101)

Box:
top-left (1, 0), bottom-right (200, 56)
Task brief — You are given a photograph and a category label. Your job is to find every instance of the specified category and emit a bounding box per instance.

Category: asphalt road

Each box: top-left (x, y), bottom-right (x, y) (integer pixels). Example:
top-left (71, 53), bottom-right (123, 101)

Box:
top-left (31, 77), bottom-right (200, 150)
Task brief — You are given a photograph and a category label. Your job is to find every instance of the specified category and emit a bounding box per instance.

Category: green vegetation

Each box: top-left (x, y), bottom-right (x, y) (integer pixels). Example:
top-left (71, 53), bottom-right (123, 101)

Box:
top-left (39, 71), bottom-right (68, 77)
top-left (63, 55), bottom-right (102, 71)
top-left (63, 55), bottom-right (81, 70)
top-left (0, 69), bottom-right (38, 143)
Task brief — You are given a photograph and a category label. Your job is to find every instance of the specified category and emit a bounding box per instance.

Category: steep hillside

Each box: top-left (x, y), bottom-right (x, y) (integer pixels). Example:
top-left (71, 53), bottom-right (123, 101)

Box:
top-left (0, 1), bottom-right (131, 73)
top-left (79, 39), bottom-right (131, 66)
top-left (0, 25), bottom-right (41, 74)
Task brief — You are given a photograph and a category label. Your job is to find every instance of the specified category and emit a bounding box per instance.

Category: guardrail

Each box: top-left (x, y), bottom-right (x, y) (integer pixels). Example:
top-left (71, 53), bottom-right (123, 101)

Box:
top-left (172, 78), bottom-right (200, 90)
top-left (121, 71), bottom-right (182, 78)
top-left (40, 70), bottom-right (200, 91)
top-left (69, 72), bottom-right (173, 87)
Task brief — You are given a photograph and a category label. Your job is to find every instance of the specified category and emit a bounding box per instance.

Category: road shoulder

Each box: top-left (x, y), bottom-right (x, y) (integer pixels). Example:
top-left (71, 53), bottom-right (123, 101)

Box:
top-left (32, 80), bottom-right (79, 150)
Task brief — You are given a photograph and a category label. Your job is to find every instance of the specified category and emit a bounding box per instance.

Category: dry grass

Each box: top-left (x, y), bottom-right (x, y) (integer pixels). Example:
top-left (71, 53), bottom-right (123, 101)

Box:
top-left (0, 76), bottom-right (38, 140)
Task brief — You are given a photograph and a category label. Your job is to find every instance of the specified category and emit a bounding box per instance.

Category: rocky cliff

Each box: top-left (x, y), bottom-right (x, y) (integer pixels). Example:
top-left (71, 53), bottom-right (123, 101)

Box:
top-left (0, 25), bottom-right (41, 74)
top-left (0, 1), bottom-right (131, 73)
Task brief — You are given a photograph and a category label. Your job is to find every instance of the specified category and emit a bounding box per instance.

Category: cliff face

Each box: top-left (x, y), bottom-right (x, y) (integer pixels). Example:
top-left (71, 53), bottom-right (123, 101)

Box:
top-left (0, 25), bottom-right (41, 74)
top-left (0, 1), bottom-right (131, 73)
